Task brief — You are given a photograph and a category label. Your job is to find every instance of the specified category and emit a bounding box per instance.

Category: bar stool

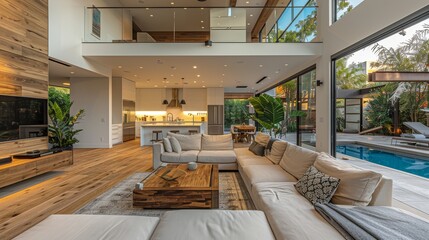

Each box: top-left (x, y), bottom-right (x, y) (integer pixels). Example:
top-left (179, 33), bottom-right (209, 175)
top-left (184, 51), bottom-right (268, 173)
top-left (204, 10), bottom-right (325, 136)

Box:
top-left (188, 130), bottom-right (198, 135)
top-left (170, 130), bottom-right (180, 134)
top-left (150, 130), bottom-right (163, 144)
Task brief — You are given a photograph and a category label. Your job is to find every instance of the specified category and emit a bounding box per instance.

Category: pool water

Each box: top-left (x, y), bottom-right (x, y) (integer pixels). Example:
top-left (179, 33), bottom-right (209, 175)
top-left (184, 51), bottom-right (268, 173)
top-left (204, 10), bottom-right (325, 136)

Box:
top-left (336, 145), bottom-right (429, 179)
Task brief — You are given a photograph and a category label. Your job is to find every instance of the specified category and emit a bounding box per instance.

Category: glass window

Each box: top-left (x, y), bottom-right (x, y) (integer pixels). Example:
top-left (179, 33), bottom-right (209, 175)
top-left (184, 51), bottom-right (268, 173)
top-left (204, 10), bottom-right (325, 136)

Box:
top-left (334, 0), bottom-right (364, 22)
top-left (277, 8), bottom-right (293, 39)
top-left (298, 69), bottom-right (317, 149)
top-left (224, 99), bottom-right (250, 131)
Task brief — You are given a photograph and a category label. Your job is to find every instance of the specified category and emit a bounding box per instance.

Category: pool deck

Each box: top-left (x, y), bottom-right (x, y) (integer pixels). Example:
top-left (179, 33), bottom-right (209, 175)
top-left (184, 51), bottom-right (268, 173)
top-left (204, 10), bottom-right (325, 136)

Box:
top-left (336, 134), bottom-right (429, 220)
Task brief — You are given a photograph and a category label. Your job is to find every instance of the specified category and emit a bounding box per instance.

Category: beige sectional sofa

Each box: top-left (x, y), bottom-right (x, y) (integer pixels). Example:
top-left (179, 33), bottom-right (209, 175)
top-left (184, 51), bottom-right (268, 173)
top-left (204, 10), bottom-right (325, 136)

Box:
top-left (152, 133), bottom-right (237, 170)
top-left (18, 133), bottom-right (398, 240)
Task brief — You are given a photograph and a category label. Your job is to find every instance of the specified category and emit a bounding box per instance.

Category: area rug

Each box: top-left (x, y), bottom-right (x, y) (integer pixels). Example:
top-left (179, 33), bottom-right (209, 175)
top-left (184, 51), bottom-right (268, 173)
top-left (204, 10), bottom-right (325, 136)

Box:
top-left (75, 171), bottom-right (255, 217)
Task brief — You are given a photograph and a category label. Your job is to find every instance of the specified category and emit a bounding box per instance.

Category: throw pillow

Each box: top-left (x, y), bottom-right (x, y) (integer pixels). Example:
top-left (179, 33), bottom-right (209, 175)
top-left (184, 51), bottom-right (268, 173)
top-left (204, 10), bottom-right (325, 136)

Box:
top-left (266, 140), bottom-right (288, 164)
top-left (314, 152), bottom-right (382, 206)
top-left (163, 137), bottom-right (173, 153)
top-left (167, 132), bottom-right (202, 151)
top-left (295, 166), bottom-right (340, 205)
top-left (169, 137), bottom-right (182, 153)
top-left (255, 132), bottom-right (270, 147)
top-left (248, 142), bottom-right (265, 156)
top-left (265, 138), bottom-right (278, 151)
top-left (279, 143), bottom-right (319, 179)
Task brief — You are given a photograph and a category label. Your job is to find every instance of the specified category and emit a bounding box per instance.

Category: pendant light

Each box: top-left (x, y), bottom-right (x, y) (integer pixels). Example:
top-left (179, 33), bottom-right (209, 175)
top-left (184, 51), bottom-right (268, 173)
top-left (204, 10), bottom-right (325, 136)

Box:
top-left (162, 81), bottom-right (169, 104)
top-left (180, 78), bottom-right (186, 104)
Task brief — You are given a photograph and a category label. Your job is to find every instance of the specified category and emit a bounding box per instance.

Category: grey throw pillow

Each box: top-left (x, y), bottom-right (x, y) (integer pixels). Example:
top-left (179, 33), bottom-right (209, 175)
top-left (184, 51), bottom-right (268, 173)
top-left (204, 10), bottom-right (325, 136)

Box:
top-left (169, 137), bottom-right (182, 153)
top-left (294, 166), bottom-right (340, 205)
top-left (248, 142), bottom-right (265, 156)
top-left (163, 137), bottom-right (173, 153)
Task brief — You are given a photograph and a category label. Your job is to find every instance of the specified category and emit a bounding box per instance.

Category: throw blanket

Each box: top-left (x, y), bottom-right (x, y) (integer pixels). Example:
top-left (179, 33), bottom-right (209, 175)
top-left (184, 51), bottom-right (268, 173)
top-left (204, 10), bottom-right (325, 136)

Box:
top-left (314, 203), bottom-right (429, 240)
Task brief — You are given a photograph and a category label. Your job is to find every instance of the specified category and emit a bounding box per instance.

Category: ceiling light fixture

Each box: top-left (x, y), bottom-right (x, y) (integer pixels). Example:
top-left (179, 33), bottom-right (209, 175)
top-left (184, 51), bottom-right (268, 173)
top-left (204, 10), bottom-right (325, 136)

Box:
top-left (170, 2), bottom-right (174, 5)
top-left (70, 71), bottom-right (75, 74)
top-left (118, 66), bottom-right (122, 68)
top-left (259, 64), bottom-right (263, 67)
top-left (150, 14), bottom-right (154, 17)
top-left (197, 75), bottom-right (200, 77)
top-left (194, 81), bottom-right (197, 83)
top-left (201, 26), bottom-right (205, 29)
top-left (201, 20), bottom-right (204, 23)
top-left (63, 82), bottom-right (70, 86)
top-left (246, 1), bottom-right (250, 4)
top-left (139, 66), bottom-right (143, 69)
top-left (224, 64), bottom-right (228, 67)
top-left (250, 14), bottom-right (253, 17)
top-left (193, 66), bottom-right (197, 69)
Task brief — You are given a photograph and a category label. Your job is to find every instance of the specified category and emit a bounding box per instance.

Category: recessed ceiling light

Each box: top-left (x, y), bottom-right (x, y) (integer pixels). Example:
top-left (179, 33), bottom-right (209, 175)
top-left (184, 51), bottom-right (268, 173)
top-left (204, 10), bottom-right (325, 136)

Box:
top-left (222, 74), bottom-right (225, 76)
top-left (184, 8), bottom-right (187, 10)
top-left (150, 14), bottom-right (154, 17)
top-left (197, 74), bottom-right (200, 77)
top-left (201, 26), bottom-right (205, 29)
top-left (201, 20), bottom-right (204, 23)
top-left (170, 74), bottom-right (174, 77)
top-left (193, 81), bottom-right (197, 83)
top-left (201, 8), bottom-right (204, 10)
top-left (193, 66), bottom-right (197, 69)
top-left (250, 14), bottom-right (253, 17)
top-left (118, 66), bottom-right (122, 68)
top-left (63, 82), bottom-right (70, 86)
top-left (224, 64), bottom-right (227, 67)
top-left (70, 71), bottom-right (75, 74)
top-left (275, 70), bottom-right (280, 74)
top-left (284, 63), bottom-right (289, 67)
top-left (170, 2), bottom-right (174, 5)
top-left (139, 66), bottom-right (143, 69)
top-left (146, 8), bottom-right (149, 10)
top-left (246, 1), bottom-right (250, 4)
top-left (202, 85), bottom-right (206, 88)
top-left (259, 64), bottom-right (263, 67)
top-left (134, 74), bottom-right (137, 77)
top-left (154, 85), bottom-right (158, 87)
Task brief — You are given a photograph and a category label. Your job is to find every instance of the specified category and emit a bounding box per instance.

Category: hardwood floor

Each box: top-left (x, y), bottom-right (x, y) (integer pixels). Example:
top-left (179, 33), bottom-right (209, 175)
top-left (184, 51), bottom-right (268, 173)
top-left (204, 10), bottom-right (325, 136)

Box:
top-left (0, 140), bottom-right (152, 240)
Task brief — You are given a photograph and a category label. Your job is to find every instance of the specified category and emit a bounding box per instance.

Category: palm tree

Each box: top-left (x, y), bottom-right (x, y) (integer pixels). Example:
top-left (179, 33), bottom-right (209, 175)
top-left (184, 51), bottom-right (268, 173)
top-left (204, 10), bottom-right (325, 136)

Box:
top-left (335, 57), bottom-right (367, 89)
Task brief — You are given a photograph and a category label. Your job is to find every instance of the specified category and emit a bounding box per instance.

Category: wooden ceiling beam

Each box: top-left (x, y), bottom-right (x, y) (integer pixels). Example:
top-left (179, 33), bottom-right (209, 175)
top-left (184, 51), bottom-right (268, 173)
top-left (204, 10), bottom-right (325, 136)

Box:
top-left (230, 0), bottom-right (237, 7)
top-left (251, 0), bottom-right (281, 41)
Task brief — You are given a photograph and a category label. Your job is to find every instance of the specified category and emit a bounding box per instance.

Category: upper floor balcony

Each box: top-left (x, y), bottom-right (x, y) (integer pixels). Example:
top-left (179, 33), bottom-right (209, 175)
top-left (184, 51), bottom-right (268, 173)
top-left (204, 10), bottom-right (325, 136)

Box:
top-left (83, 1), bottom-right (318, 44)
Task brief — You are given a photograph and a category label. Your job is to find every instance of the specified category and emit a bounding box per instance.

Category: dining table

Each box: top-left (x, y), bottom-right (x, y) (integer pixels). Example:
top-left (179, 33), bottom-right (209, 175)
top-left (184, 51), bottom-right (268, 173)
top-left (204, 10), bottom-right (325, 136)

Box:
top-left (233, 125), bottom-right (256, 143)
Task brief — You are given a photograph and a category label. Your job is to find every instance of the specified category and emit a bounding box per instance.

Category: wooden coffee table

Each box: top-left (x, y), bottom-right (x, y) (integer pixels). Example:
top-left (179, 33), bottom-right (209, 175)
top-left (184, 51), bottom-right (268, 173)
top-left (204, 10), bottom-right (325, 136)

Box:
top-left (133, 164), bottom-right (219, 209)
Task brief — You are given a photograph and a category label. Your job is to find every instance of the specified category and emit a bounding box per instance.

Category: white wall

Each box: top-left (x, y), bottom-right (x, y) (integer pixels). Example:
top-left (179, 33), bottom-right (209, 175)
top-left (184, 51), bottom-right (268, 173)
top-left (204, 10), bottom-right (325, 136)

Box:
top-left (49, 0), bottom-right (129, 77)
top-left (70, 77), bottom-right (112, 148)
top-left (112, 77), bottom-right (123, 124)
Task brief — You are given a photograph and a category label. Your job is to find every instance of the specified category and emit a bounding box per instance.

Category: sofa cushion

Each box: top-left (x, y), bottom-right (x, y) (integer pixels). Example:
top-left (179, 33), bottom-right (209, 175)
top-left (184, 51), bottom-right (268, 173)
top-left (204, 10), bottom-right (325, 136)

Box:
top-left (253, 182), bottom-right (344, 240)
top-left (163, 137), bottom-right (173, 153)
top-left (237, 155), bottom-right (273, 168)
top-left (279, 143), bottom-right (319, 179)
top-left (241, 165), bottom-right (297, 193)
top-left (167, 132), bottom-right (201, 151)
top-left (198, 150), bottom-right (236, 163)
top-left (266, 140), bottom-right (288, 164)
top-left (161, 151), bottom-right (199, 163)
top-left (255, 132), bottom-right (270, 147)
top-left (201, 134), bottom-right (233, 150)
top-left (234, 147), bottom-right (258, 158)
top-left (248, 142), bottom-right (265, 156)
top-left (150, 210), bottom-right (275, 240)
top-left (314, 152), bottom-right (382, 206)
top-left (15, 214), bottom-right (159, 240)
top-left (169, 137), bottom-right (182, 153)
top-left (295, 166), bottom-right (340, 205)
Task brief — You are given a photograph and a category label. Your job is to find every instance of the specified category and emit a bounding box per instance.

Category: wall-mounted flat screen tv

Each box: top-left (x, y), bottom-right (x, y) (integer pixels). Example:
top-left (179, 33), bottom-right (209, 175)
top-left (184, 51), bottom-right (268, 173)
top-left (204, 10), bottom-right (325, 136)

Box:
top-left (0, 95), bottom-right (48, 142)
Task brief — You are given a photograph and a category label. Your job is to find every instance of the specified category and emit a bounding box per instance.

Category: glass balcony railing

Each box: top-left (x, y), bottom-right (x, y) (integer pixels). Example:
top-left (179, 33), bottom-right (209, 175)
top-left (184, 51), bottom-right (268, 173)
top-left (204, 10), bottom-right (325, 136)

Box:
top-left (83, 5), bottom-right (318, 44)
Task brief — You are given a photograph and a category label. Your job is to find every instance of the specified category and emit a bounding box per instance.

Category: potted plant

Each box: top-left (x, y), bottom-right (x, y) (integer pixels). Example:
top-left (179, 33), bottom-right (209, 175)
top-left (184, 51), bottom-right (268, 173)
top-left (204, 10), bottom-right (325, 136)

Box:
top-left (48, 101), bottom-right (84, 150)
top-left (247, 94), bottom-right (285, 137)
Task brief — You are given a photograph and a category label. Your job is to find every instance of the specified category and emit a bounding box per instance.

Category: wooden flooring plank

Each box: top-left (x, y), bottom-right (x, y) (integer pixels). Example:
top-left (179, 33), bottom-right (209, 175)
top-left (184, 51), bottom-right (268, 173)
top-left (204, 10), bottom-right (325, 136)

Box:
top-left (0, 140), bottom-right (152, 240)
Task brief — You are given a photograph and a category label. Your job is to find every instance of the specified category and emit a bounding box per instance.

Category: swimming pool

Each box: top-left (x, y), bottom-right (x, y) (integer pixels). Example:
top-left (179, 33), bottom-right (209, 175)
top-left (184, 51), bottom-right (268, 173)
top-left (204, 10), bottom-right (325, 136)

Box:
top-left (336, 144), bottom-right (429, 179)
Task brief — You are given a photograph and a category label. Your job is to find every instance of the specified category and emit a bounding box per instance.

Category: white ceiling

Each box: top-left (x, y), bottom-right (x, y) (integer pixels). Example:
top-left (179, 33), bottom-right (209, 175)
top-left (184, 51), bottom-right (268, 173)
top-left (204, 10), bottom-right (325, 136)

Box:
top-left (87, 55), bottom-right (318, 92)
top-left (49, 59), bottom-right (104, 87)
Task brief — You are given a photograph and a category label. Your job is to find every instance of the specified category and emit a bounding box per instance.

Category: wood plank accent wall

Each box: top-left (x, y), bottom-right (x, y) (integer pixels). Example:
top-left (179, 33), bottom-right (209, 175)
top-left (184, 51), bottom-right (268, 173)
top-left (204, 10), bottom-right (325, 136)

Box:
top-left (147, 31), bottom-right (210, 43)
top-left (0, 0), bottom-right (49, 156)
top-left (251, 0), bottom-right (281, 41)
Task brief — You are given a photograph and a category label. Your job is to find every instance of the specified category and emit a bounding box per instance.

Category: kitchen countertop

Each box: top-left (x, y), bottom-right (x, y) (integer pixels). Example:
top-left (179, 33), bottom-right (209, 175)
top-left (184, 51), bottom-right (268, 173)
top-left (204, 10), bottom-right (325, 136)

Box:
top-left (141, 122), bottom-right (203, 127)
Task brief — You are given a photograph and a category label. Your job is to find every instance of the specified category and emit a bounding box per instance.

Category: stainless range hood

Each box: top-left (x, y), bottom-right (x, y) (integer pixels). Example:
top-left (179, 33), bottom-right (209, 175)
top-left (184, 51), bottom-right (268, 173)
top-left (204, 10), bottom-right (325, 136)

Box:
top-left (167, 88), bottom-right (183, 108)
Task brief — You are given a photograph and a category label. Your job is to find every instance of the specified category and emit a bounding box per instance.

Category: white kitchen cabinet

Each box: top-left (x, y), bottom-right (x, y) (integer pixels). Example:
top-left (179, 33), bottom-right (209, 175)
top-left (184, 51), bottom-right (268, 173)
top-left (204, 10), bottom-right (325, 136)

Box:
top-left (122, 78), bottom-right (136, 101)
top-left (182, 88), bottom-right (207, 111)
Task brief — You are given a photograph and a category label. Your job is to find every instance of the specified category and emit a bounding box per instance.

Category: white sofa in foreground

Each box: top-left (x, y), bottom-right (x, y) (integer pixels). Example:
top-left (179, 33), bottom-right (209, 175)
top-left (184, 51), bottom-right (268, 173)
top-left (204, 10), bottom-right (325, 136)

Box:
top-left (18, 133), bottom-right (407, 240)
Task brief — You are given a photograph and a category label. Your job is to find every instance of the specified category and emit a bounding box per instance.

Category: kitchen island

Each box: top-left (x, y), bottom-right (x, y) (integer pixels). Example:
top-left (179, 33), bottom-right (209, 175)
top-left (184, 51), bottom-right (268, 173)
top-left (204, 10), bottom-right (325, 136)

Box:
top-left (140, 122), bottom-right (205, 146)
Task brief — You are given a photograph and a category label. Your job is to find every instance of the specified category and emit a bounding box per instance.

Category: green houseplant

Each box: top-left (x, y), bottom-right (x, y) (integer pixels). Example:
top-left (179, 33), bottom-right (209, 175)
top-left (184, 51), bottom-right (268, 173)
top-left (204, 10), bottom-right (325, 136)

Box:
top-left (248, 94), bottom-right (285, 137)
top-left (48, 101), bottom-right (84, 150)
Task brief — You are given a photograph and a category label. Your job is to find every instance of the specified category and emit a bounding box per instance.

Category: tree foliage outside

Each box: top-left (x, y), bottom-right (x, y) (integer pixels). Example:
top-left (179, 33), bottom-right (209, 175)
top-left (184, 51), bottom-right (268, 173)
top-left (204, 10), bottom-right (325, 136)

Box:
top-left (48, 87), bottom-right (71, 113)
top-left (224, 99), bottom-right (249, 130)
top-left (369, 24), bottom-right (429, 127)
top-left (335, 57), bottom-right (367, 89)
